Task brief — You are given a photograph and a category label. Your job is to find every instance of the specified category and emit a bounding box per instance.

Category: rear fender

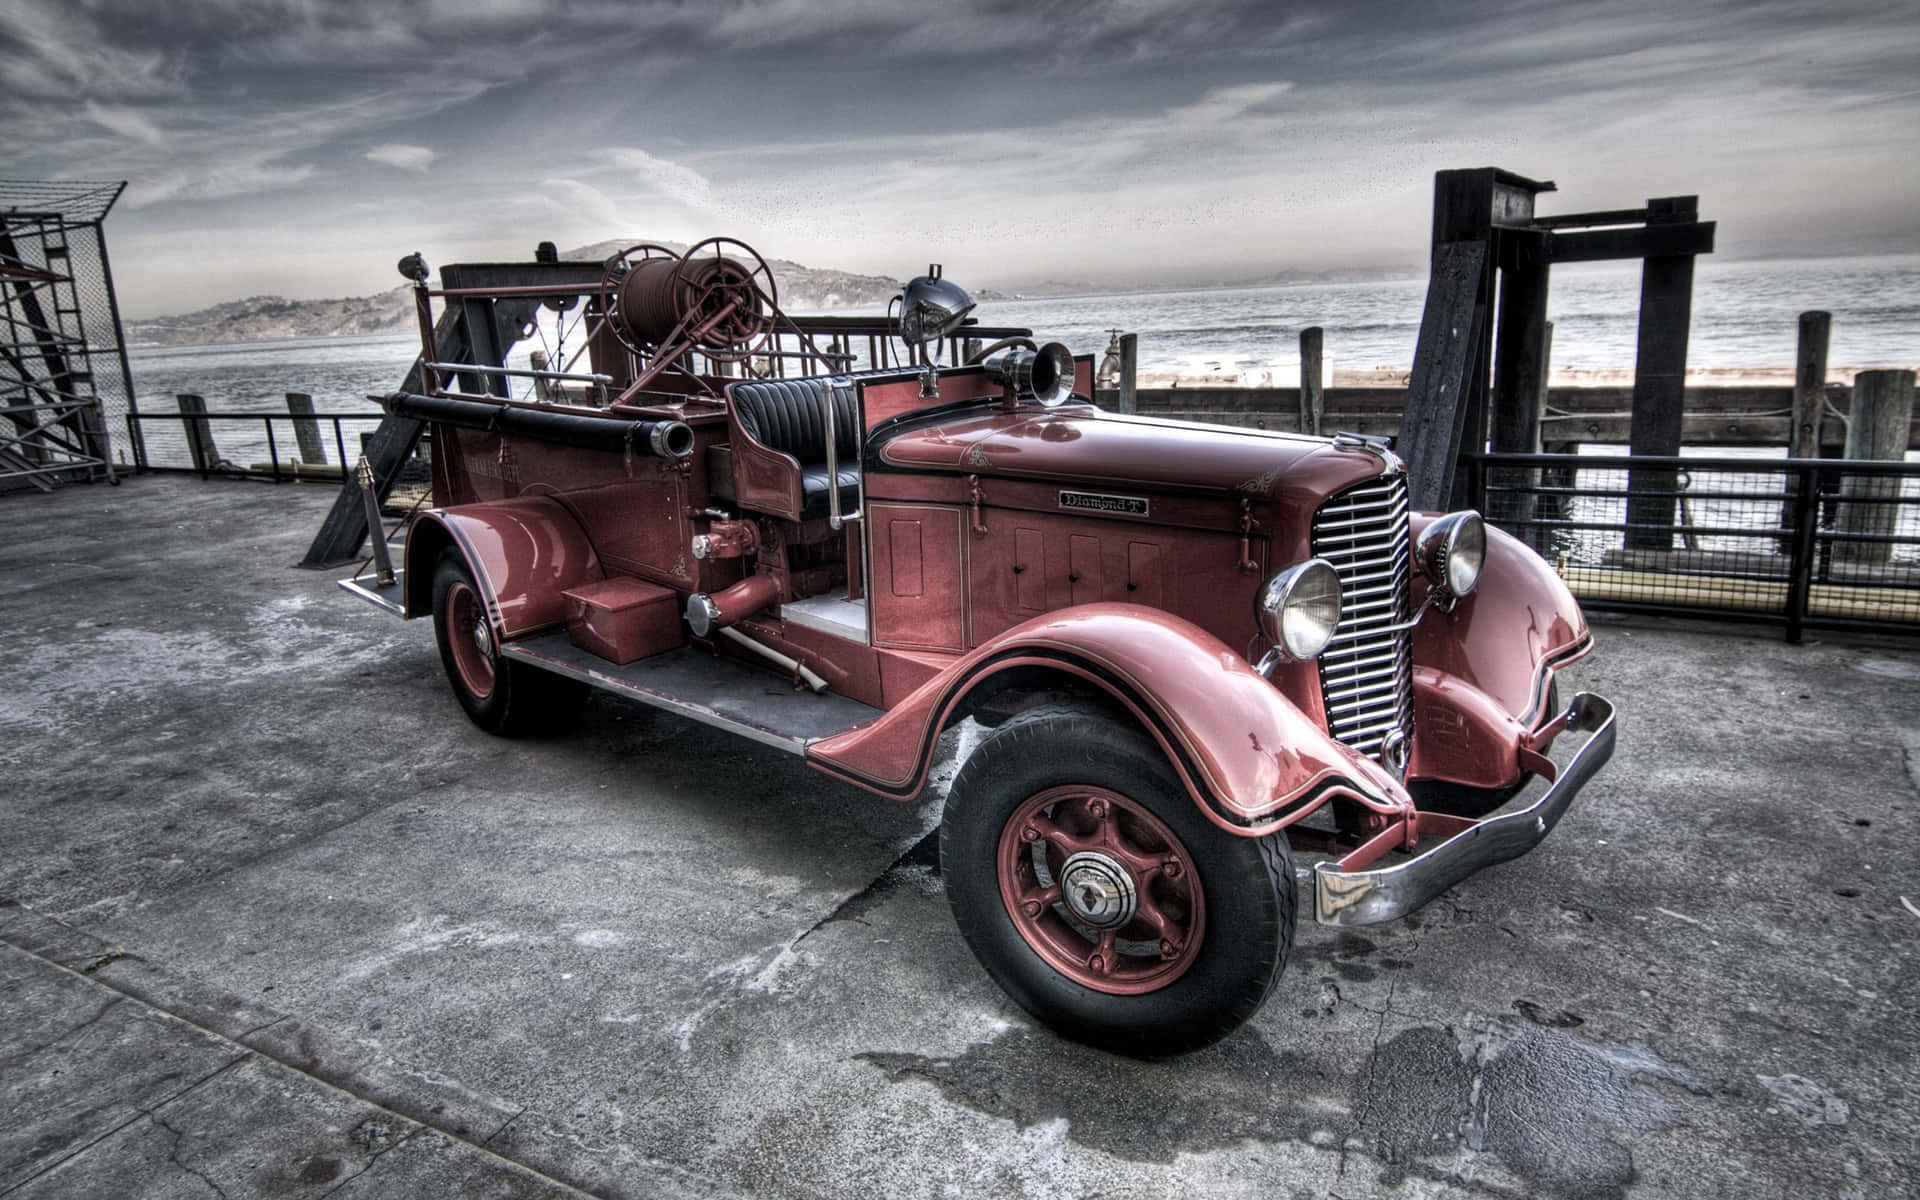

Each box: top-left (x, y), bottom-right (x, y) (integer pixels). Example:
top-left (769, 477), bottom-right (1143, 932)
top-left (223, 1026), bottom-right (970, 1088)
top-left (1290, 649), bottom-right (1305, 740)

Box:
top-left (807, 603), bottom-right (1408, 836)
top-left (401, 498), bottom-right (604, 636)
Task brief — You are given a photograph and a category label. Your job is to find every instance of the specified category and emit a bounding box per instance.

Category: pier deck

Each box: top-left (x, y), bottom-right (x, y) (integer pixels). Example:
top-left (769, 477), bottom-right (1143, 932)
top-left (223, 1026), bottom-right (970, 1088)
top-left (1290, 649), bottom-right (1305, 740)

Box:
top-left (3, 476), bottom-right (1917, 1199)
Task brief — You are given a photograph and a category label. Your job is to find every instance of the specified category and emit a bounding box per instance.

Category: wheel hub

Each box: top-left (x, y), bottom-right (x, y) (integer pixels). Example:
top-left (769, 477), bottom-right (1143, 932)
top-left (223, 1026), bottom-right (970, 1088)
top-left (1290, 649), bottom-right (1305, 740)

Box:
top-left (1058, 851), bottom-right (1136, 929)
top-left (471, 619), bottom-right (491, 657)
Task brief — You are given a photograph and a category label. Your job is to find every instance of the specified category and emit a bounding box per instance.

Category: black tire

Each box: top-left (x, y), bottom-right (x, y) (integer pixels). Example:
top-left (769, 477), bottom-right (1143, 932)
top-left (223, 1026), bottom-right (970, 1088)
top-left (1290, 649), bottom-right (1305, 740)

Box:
top-left (430, 550), bottom-right (585, 736)
top-left (940, 703), bottom-right (1296, 1057)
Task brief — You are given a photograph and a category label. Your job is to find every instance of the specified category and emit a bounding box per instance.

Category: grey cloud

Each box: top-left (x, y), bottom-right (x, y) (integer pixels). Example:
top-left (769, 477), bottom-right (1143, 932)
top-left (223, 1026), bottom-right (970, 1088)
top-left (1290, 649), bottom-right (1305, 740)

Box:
top-left (3, 0), bottom-right (1914, 314)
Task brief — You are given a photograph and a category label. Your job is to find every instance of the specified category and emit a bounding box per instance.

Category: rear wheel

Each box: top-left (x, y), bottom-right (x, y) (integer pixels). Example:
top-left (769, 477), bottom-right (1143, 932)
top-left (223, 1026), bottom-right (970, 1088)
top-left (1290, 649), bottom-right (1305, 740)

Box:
top-left (430, 550), bottom-right (585, 736)
top-left (941, 703), bottom-right (1295, 1057)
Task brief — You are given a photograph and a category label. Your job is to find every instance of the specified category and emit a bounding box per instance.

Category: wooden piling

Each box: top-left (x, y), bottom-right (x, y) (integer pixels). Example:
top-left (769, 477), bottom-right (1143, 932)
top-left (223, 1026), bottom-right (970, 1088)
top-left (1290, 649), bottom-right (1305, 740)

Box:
top-left (1624, 196), bottom-right (1700, 549)
top-left (1835, 369), bottom-right (1916, 566)
top-left (176, 393), bottom-right (219, 475)
top-left (1299, 327), bottom-right (1324, 436)
top-left (1117, 333), bottom-right (1138, 415)
top-left (1777, 313), bottom-right (1832, 534)
top-left (1789, 312), bottom-right (1831, 459)
top-left (285, 392), bottom-right (325, 464)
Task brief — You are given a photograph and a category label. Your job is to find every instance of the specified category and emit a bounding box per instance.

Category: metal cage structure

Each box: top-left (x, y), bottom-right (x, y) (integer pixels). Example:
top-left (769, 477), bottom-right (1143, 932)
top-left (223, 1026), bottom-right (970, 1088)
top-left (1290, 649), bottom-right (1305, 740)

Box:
top-left (1, 180), bottom-right (136, 491)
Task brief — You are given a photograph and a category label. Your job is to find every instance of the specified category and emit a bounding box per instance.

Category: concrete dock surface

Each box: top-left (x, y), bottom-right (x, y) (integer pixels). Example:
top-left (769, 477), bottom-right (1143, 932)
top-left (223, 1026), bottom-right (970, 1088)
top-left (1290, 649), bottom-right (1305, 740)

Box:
top-left (2, 475), bottom-right (1916, 1199)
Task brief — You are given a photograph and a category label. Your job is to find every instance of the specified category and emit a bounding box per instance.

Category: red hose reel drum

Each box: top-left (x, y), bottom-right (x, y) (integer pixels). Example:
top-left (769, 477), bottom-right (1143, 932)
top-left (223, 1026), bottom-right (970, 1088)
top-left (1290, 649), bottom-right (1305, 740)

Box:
top-left (601, 237), bottom-right (777, 363)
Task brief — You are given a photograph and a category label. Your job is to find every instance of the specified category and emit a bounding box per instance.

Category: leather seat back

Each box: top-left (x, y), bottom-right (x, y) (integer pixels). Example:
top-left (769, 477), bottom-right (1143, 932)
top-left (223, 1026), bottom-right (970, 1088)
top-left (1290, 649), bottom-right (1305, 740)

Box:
top-left (728, 379), bottom-right (858, 468)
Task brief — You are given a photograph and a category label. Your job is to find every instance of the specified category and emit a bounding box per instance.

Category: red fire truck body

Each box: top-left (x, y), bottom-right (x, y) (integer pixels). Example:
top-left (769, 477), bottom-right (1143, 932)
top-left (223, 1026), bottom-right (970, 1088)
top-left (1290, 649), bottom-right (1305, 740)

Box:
top-left (342, 243), bottom-right (1614, 1054)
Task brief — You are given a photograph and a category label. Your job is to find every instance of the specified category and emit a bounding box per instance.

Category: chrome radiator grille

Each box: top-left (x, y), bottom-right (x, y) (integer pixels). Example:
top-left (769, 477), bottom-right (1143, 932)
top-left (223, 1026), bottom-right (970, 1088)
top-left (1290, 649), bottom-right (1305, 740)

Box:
top-left (1311, 471), bottom-right (1413, 759)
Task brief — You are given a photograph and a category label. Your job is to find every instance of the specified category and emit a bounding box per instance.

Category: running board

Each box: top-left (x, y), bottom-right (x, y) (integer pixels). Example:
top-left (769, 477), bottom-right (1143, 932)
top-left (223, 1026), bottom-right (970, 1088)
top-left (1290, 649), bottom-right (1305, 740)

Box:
top-left (500, 632), bottom-right (881, 754)
top-left (337, 570), bottom-right (406, 617)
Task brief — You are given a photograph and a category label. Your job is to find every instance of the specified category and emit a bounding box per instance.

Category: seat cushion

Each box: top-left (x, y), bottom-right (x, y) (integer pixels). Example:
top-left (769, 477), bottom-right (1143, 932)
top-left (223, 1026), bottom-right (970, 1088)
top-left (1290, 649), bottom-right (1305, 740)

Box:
top-left (798, 465), bottom-right (861, 521)
top-left (728, 378), bottom-right (859, 464)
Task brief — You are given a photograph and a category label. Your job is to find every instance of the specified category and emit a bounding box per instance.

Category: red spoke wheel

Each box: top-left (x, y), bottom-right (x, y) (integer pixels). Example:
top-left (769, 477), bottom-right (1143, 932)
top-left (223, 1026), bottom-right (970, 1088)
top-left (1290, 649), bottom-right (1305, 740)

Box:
top-left (997, 785), bottom-right (1205, 994)
top-left (443, 578), bottom-right (495, 699)
top-left (942, 702), bottom-right (1296, 1057)
top-left (431, 550), bottom-right (585, 737)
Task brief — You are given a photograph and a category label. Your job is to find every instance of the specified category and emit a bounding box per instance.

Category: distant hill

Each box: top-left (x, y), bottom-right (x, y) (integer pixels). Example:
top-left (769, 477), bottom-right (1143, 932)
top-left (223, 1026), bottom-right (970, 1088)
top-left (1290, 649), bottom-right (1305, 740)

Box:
top-left (124, 239), bottom-right (929, 347)
top-left (124, 240), bottom-right (1401, 347)
top-left (125, 287), bottom-right (419, 346)
top-left (558, 239), bottom-right (920, 311)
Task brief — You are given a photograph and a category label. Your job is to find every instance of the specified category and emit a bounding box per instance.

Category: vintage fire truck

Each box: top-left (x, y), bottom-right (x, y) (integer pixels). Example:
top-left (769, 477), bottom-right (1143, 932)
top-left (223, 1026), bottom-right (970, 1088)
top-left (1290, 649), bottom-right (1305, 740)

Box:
top-left (341, 240), bottom-right (1615, 1055)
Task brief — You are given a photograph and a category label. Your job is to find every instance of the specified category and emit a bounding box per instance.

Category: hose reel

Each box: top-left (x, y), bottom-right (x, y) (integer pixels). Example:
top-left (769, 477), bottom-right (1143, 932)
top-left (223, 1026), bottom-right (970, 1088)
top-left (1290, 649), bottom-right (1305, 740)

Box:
top-left (599, 237), bottom-right (778, 363)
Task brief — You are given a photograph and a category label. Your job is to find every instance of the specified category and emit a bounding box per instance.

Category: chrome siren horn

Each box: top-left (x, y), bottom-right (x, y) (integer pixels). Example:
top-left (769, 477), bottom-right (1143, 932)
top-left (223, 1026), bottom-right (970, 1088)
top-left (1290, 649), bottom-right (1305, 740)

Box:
top-left (984, 341), bottom-right (1075, 406)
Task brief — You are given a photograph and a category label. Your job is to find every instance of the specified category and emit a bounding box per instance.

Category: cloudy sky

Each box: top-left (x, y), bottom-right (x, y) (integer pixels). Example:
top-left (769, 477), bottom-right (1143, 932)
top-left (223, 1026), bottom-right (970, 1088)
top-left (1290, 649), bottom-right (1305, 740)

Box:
top-left (3, 0), bottom-right (1917, 317)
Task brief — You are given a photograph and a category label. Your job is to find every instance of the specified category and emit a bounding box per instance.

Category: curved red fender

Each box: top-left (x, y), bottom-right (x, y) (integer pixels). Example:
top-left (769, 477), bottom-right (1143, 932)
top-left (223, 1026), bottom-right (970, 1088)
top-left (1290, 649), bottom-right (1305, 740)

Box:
top-left (807, 603), bottom-right (1410, 836)
top-left (1410, 517), bottom-right (1592, 727)
top-left (401, 498), bottom-right (604, 636)
top-left (1406, 517), bottom-right (1592, 789)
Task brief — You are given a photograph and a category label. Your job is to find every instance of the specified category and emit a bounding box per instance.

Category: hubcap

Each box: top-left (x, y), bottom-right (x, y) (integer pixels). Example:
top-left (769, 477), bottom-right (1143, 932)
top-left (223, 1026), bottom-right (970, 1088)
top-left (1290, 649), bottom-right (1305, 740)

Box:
top-left (1059, 852), bottom-right (1136, 928)
top-left (995, 785), bottom-right (1206, 996)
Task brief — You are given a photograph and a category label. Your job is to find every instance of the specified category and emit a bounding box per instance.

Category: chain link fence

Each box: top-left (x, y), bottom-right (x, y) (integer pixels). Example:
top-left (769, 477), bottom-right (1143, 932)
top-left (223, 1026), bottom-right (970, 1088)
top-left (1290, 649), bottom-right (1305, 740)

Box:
top-left (0, 181), bottom-right (137, 485)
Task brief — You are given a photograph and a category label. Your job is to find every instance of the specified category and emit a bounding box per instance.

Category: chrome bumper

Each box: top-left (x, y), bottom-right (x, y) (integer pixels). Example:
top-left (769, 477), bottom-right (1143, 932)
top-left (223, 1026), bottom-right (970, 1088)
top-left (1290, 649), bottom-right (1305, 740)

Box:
top-left (1312, 691), bottom-right (1617, 926)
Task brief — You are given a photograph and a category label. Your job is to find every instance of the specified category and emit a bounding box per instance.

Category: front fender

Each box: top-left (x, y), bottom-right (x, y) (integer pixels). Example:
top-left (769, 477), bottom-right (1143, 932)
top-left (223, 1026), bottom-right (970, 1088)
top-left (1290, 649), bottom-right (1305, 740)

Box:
top-left (401, 498), bottom-right (603, 636)
top-left (807, 603), bottom-right (1407, 836)
top-left (1411, 517), bottom-right (1591, 728)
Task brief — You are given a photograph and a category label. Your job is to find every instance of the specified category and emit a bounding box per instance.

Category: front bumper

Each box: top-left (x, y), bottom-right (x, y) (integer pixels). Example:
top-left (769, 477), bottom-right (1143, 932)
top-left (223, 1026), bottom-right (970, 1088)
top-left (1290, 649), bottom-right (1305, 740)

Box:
top-left (1311, 691), bottom-right (1617, 926)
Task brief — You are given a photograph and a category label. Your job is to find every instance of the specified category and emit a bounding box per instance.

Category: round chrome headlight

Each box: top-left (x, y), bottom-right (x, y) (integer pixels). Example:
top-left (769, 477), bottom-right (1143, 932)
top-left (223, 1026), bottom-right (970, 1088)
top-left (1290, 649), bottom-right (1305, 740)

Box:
top-left (1418, 511), bottom-right (1486, 601)
top-left (1257, 558), bottom-right (1343, 662)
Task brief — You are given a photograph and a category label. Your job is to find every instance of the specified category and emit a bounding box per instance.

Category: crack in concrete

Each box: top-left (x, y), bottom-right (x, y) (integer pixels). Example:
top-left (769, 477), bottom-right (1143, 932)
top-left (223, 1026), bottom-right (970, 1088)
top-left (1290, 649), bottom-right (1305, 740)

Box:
top-left (315, 1124), bottom-right (425, 1199)
top-left (670, 828), bottom-right (940, 1054)
top-left (480, 1107), bottom-right (529, 1148)
top-left (150, 1110), bottom-right (234, 1200)
top-left (0, 1054), bottom-right (250, 1199)
top-left (1330, 929), bottom-right (1416, 1191)
top-left (792, 829), bottom-right (939, 949)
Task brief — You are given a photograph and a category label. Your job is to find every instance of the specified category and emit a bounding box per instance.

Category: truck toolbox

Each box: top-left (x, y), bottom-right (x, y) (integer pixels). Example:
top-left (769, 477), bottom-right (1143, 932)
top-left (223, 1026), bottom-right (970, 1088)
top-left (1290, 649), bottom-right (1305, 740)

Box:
top-left (563, 577), bottom-right (682, 665)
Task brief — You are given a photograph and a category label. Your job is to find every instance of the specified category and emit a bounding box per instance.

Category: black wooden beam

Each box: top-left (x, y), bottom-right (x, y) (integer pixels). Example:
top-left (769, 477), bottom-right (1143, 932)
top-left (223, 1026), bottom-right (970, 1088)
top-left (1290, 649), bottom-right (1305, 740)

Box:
top-left (1546, 221), bottom-right (1715, 263)
top-left (1530, 208), bottom-right (1651, 230)
top-left (1402, 239), bottom-right (1490, 512)
top-left (1624, 197), bottom-right (1701, 550)
top-left (1490, 229), bottom-right (1549, 455)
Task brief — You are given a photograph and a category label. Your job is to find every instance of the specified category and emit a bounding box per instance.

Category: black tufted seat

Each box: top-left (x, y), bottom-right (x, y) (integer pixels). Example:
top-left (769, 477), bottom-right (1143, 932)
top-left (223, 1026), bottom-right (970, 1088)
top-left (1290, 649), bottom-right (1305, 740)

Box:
top-left (727, 378), bottom-right (862, 520)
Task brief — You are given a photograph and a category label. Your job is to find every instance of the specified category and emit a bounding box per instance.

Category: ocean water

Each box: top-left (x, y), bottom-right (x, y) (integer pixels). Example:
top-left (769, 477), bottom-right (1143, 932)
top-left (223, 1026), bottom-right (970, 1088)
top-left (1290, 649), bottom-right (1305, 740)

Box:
top-left (121, 255), bottom-right (1916, 470)
top-left (980, 254), bottom-right (1920, 378)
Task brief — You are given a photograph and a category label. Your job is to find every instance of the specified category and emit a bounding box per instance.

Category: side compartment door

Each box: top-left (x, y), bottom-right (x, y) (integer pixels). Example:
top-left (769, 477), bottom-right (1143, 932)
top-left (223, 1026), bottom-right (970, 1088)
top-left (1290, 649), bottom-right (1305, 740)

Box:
top-left (966, 513), bottom-right (1176, 646)
top-left (867, 502), bottom-right (967, 652)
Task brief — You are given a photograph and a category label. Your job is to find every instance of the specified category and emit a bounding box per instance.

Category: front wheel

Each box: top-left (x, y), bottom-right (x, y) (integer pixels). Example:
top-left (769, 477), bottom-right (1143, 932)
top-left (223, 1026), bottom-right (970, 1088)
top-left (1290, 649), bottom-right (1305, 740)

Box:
top-left (941, 703), bottom-right (1295, 1057)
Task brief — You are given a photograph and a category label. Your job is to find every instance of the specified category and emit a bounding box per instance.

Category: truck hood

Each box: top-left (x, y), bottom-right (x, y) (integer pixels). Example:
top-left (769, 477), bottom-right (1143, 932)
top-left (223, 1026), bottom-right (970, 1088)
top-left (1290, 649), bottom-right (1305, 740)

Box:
top-left (874, 405), bottom-right (1395, 511)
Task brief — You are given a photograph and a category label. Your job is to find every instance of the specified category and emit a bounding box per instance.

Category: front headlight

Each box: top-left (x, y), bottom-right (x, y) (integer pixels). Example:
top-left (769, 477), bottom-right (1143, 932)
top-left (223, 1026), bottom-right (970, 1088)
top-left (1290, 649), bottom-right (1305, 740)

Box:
top-left (1418, 511), bottom-right (1486, 603)
top-left (1256, 558), bottom-right (1343, 662)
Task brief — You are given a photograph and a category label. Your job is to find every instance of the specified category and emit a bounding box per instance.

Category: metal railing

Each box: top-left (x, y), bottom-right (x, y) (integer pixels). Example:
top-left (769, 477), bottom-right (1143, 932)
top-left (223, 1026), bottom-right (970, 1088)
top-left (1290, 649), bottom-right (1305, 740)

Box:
top-left (1463, 451), bottom-right (1920, 642)
top-left (129, 410), bottom-right (398, 482)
